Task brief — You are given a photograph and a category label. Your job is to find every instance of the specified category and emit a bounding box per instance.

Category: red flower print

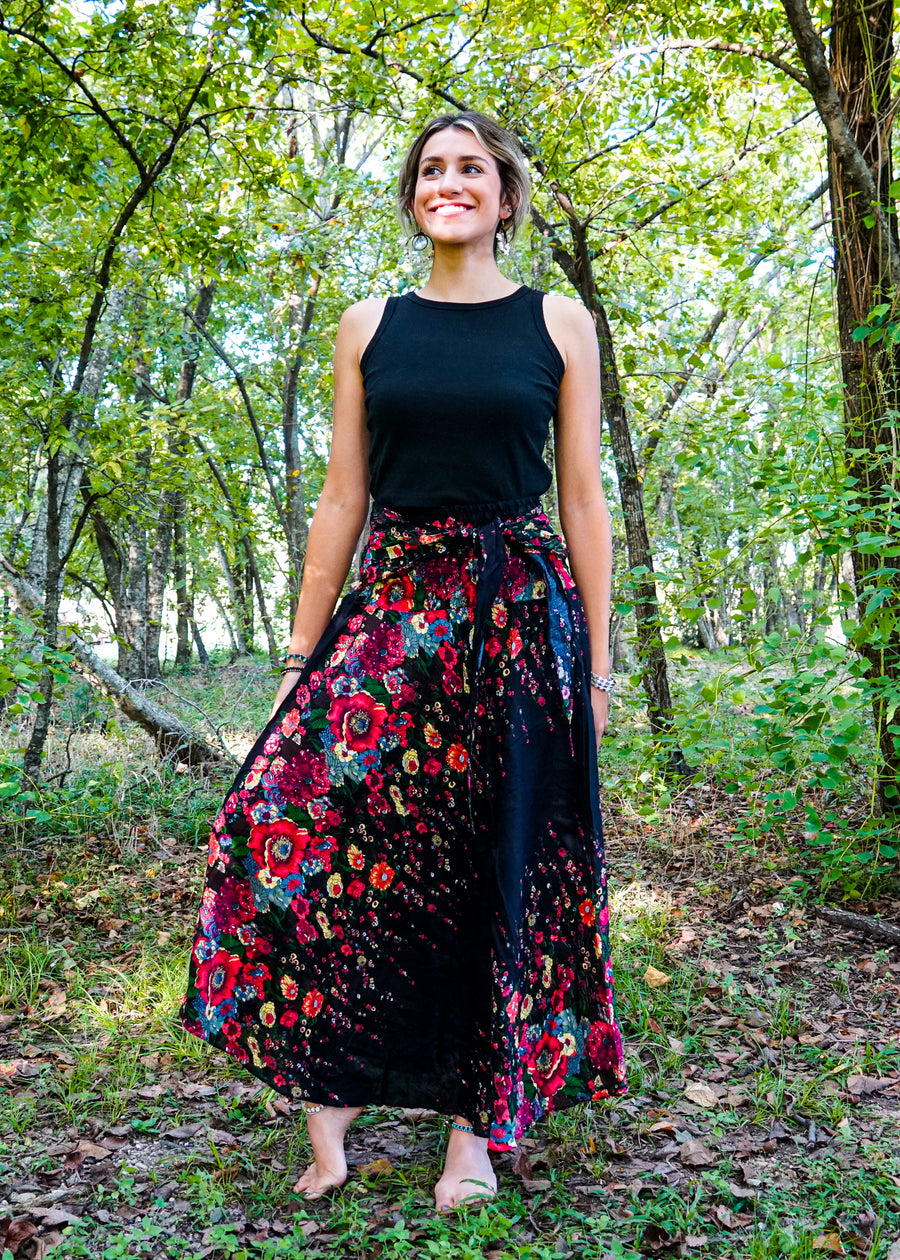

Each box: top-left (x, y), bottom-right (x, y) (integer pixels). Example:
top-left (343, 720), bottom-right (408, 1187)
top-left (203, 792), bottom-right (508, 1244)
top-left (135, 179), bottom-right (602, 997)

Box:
top-left (302, 989), bottom-right (325, 1017)
top-left (356, 626), bottom-right (406, 675)
top-left (347, 879), bottom-right (366, 898)
top-left (376, 573), bottom-right (415, 611)
top-left (280, 1010), bottom-right (299, 1028)
top-left (507, 626), bottom-right (523, 657)
top-left (437, 643), bottom-right (458, 668)
top-left (446, 743), bottom-right (468, 772)
top-left (241, 960), bottom-right (270, 999)
top-left (423, 757), bottom-right (442, 776)
top-left (484, 636), bottom-right (502, 658)
top-left (278, 751), bottom-right (331, 806)
top-left (327, 692), bottom-right (388, 752)
top-left (369, 861), bottom-right (394, 890)
top-left (249, 819), bottom-right (311, 879)
top-left (196, 949), bottom-right (242, 1006)
top-left (585, 1020), bottom-right (618, 1071)
top-left (526, 1030), bottom-right (570, 1097)
top-left (424, 723), bottom-right (441, 748)
top-left (579, 898), bottom-right (595, 926)
top-left (207, 877), bottom-right (256, 933)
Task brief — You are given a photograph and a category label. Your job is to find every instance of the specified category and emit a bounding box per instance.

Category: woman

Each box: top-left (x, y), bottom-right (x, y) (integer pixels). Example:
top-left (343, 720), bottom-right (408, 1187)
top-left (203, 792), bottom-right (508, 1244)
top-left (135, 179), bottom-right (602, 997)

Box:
top-left (179, 110), bottom-right (627, 1212)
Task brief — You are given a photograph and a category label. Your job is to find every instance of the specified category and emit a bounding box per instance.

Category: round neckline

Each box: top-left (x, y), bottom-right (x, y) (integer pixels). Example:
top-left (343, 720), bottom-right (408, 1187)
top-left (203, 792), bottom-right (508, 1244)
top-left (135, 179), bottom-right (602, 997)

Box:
top-left (405, 285), bottom-right (529, 310)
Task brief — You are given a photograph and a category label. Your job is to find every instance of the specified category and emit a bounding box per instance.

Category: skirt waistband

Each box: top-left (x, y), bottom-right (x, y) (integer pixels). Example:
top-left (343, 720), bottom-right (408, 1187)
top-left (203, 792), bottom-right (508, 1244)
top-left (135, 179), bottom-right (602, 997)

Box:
top-left (371, 494), bottom-right (544, 527)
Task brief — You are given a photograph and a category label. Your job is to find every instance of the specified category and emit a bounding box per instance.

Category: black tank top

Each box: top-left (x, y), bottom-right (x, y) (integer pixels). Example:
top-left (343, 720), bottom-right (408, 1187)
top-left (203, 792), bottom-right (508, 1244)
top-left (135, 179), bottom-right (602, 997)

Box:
top-left (360, 286), bottom-right (565, 518)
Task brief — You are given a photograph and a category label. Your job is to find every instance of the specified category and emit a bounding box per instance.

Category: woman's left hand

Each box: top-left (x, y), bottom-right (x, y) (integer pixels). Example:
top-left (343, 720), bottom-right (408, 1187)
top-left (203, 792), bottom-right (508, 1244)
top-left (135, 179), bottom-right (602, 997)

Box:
top-left (590, 686), bottom-right (609, 745)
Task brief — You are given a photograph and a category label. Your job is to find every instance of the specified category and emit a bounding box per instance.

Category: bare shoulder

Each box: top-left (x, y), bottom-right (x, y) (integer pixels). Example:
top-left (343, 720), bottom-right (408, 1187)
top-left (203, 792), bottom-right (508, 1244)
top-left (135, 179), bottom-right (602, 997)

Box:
top-left (337, 296), bottom-right (390, 364)
top-left (541, 292), bottom-right (596, 368)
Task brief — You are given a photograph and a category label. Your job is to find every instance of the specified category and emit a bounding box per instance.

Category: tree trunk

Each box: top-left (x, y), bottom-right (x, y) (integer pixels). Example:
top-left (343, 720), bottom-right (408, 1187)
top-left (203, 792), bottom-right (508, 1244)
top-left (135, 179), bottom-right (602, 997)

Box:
top-left (828, 0), bottom-right (900, 812)
top-left (215, 543), bottom-right (251, 655)
top-left (532, 205), bottom-right (691, 775)
top-left (173, 513), bottom-right (191, 669)
top-left (147, 281), bottom-right (217, 673)
top-left (281, 288), bottom-right (315, 613)
top-left (1, 558), bottom-right (230, 767)
top-left (782, 0), bottom-right (900, 812)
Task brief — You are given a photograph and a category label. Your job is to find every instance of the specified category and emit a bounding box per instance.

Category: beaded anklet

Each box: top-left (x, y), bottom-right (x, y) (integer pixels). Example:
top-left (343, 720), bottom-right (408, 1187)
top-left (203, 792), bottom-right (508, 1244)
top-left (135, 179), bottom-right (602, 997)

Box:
top-left (449, 1119), bottom-right (474, 1133)
top-left (303, 1101), bottom-right (325, 1115)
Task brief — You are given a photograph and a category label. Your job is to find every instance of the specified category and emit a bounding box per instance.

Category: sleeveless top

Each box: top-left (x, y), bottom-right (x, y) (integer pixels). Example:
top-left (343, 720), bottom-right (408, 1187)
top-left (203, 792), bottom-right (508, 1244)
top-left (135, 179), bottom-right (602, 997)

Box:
top-left (360, 286), bottom-right (565, 520)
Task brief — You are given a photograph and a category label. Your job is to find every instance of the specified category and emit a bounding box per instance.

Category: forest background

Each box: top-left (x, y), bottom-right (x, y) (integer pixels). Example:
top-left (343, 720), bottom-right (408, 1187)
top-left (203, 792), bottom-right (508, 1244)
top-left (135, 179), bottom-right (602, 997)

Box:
top-left (2, 1), bottom-right (900, 1258)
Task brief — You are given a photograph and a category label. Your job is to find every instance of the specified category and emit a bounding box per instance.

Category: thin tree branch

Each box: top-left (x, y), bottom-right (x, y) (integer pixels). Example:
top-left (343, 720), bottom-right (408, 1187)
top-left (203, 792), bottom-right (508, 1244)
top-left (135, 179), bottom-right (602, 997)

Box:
top-left (183, 308), bottom-right (290, 541)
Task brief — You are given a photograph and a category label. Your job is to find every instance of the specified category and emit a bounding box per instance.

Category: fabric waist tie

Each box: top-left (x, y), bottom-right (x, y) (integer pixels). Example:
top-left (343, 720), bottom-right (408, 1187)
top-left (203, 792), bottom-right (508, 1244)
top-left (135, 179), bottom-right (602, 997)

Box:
top-left (366, 499), bottom-right (585, 836)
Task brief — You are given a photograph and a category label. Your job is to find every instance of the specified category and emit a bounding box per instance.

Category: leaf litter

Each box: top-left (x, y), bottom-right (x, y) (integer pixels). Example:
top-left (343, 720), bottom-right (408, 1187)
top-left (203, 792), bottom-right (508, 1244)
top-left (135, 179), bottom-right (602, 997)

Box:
top-left (0, 791), bottom-right (899, 1258)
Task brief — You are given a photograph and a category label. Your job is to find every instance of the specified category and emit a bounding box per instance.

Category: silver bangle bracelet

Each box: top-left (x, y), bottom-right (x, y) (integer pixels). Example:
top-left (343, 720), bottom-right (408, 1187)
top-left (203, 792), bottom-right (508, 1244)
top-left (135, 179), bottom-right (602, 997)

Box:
top-left (590, 671), bottom-right (617, 693)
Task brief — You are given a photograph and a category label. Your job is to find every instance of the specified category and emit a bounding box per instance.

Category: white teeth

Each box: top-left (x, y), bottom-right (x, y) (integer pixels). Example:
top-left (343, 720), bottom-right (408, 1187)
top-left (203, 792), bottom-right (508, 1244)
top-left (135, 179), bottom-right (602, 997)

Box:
top-left (433, 204), bottom-right (470, 217)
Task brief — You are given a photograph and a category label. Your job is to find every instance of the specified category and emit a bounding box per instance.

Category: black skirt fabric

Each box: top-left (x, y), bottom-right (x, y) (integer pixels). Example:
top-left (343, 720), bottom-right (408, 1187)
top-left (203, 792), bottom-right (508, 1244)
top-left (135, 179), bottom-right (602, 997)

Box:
top-left (179, 500), bottom-right (627, 1150)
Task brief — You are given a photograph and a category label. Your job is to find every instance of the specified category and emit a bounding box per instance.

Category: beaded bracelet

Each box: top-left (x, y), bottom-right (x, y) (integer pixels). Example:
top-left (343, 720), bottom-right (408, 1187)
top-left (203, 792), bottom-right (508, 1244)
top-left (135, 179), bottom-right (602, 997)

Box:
top-left (284, 651), bottom-right (309, 665)
top-left (590, 671), bottom-right (617, 694)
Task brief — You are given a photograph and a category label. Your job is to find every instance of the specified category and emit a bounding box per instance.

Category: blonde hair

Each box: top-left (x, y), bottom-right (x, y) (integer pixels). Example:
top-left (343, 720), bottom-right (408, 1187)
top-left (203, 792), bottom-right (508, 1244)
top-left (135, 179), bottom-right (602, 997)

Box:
top-left (396, 111), bottom-right (531, 250)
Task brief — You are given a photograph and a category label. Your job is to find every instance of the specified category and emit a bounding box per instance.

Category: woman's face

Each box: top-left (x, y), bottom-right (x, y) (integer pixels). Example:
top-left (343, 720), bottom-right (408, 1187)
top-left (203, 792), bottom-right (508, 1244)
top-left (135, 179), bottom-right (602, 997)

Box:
top-left (411, 126), bottom-right (511, 249)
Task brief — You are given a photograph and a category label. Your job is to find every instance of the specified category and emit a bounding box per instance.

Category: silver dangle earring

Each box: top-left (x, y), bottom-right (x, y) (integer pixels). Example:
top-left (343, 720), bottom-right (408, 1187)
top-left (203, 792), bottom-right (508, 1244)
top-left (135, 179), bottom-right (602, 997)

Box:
top-left (411, 230), bottom-right (431, 252)
top-left (496, 221), bottom-right (511, 257)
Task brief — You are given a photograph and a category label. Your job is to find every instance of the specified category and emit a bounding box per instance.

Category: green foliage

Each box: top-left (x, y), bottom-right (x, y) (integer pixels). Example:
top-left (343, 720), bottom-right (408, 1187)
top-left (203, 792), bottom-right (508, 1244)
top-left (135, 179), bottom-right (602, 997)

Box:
top-left (0, 0), bottom-right (897, 869)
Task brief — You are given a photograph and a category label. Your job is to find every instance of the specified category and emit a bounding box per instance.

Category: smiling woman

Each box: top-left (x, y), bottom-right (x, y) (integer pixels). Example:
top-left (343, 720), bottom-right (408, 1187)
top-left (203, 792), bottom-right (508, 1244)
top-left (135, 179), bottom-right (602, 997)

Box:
top-left (179, 109), bottom-right (627, 1214)
top-left (396, 112), bottom-right (532, 261)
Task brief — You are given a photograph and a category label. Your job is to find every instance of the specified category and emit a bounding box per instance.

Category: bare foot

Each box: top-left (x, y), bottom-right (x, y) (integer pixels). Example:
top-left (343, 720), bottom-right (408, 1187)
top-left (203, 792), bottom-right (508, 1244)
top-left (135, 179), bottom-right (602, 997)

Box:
top-left (292, 1104), bottom-right (364, 1199)
top-left (434, 1117), bottom-right (497, 1212)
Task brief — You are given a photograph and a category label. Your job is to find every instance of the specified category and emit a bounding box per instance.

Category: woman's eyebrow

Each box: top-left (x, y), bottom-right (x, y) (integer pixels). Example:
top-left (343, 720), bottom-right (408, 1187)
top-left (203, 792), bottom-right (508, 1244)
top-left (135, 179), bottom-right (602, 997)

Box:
top-left (420, 154), bottom-right (486, 165)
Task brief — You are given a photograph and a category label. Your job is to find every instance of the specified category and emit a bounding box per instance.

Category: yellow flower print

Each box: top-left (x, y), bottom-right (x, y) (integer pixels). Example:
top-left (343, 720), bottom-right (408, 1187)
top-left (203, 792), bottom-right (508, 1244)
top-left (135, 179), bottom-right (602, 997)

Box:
top-left (560, 1032), bottom-right (576, 1057)
top-left (520, 993), bottom-right (533, 1020)
top-left (327, 873), bottom-right (343, 898)
top-left (315, 910), bottom-right (333, 939)
top-left (491, 602), bottom-right (507, 628)
top-left (260, 1001), bottom-right (276, 1027)
top-left (424, 723), bottom-right (441, 748)
top-left (334, 742), bottom-right (354, 763)
top-left (347, 844), bottom-right (365, 870)
top-left (403, 749), bottom-right (419, 774)
top-left (542, 955), bottom-right (553, 987)
top-left (281, 975), bottom-right (299, 1000)
top-left (389, 784), bottom-right (408, 814)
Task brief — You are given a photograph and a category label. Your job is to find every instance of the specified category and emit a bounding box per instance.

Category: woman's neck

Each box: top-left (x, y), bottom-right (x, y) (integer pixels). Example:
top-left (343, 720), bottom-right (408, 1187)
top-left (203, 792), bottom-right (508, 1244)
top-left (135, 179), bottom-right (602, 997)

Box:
top-left (417, 245), bottom-right (520, 304)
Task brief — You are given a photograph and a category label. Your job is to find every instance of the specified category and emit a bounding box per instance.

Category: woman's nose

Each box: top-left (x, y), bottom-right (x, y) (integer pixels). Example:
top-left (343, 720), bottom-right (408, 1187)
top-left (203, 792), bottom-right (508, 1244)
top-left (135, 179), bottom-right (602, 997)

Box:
top-left (437, 166), bottom-right (463, 194)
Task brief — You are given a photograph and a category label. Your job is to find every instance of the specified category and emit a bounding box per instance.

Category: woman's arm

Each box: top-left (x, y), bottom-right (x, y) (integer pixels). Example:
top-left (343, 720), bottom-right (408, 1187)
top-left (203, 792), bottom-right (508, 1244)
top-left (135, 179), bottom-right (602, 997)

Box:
top-left (543, 294), bottom-right (613, 741)
top-left (268, 298), bottom-right (385, 717)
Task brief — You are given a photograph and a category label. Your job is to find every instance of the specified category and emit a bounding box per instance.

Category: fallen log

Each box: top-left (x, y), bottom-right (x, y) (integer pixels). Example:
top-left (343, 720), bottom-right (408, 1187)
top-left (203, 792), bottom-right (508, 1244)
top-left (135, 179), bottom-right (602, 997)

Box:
top-left (816, 905), bottom-right (900, 947)
top-left (0, 557), bottom-right (234, 768)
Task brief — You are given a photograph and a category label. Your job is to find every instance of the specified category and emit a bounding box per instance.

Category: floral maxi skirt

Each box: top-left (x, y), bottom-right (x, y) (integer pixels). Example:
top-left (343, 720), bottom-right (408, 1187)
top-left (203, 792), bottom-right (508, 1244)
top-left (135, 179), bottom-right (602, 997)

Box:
top-left (179, 500), bottom-right (628, 1151)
